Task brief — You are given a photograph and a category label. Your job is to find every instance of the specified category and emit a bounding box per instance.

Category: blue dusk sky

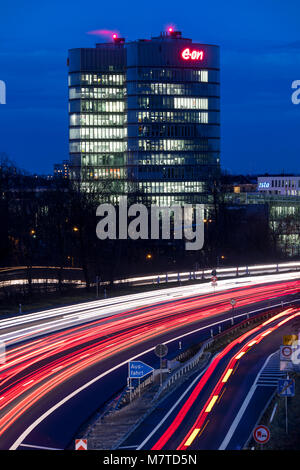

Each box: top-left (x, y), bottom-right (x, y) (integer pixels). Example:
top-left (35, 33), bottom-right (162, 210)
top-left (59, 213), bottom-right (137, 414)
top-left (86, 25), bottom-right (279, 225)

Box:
top-left (0, 0), bottom-right (299, 175)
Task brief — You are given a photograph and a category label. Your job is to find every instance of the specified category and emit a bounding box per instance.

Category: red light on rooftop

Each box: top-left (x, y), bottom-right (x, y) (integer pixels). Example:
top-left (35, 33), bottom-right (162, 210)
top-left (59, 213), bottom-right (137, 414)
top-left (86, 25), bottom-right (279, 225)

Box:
top-left (112, 33), bottom-right (117, 39)
top-left (168, 27), bottom-right (173, 33)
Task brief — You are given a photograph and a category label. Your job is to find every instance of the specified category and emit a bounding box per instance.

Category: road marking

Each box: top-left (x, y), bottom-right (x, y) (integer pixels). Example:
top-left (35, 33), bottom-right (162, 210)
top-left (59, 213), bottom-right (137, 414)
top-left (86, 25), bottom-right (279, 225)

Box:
top-left (205, 395), bottom-right (219, 412)
top-left (19, 443), bottom-right (62, 450)
top-left (218, 351), bottom-right (278, 450)
top-left (184, 428), bottom-right (200, 446)
top-left (118, 445), bottom-right (138, 449)
top-left (136, 360), bottom-right (212, 450)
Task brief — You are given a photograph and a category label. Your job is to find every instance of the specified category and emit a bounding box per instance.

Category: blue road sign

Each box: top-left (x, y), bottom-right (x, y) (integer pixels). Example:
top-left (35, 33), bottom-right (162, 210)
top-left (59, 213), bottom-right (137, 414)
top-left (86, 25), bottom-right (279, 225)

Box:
top-left (129, 361), bottom-right (154, 379)
top-left (278, 378), bottom-right (295, 397)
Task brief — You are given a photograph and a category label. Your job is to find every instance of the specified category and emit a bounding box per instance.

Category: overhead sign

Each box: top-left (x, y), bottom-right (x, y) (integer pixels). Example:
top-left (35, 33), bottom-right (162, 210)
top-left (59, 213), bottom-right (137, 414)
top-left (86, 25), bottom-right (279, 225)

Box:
top-left (181, 48), bottom-right (204, 61)
top-left (278, 378), bottom-right (295, 397)
top-left (75, 439), bottom-right (87, 450)
top-left (280, 345), bottom-right (293, 361)
top-left (154, 343), bottom-right (168, 358)
top-left (128, 361), bottom-right (154, 379)
top-left (253, 425), bottom-right (270, 444)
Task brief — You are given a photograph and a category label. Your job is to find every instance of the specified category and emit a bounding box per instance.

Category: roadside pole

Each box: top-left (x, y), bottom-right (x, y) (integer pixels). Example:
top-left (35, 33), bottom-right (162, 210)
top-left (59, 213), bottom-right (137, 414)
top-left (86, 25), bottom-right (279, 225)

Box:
top-left (286, 373), bottom-right (289, 434)
top-left (230, 299), bottom-right (236, 325)
top-left (128, 363), bottom-right (132, 403)
top-left (160, 357), bottom-right (163, 386)
top-left (154, 344), bottom-right (168, 388)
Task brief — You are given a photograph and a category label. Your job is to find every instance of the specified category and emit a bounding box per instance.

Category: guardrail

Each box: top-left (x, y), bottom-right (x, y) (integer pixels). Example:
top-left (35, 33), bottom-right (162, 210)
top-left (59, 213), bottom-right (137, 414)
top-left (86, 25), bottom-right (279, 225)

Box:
top-left (150, 305), bottom-right (290, 403)
top-left (112, 261), bottom-right (300, 287)
top-left (151, 338), bottom-right (214, 403)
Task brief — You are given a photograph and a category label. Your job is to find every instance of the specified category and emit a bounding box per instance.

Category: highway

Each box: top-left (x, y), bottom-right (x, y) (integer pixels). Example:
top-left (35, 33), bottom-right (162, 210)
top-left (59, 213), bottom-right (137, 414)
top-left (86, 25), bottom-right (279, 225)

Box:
top-left (0, 273), bottom-right (299, 450)
top-left (119, 308), bottom-right (299, 450)
top-left (1, 271), bottom-right (300, 346)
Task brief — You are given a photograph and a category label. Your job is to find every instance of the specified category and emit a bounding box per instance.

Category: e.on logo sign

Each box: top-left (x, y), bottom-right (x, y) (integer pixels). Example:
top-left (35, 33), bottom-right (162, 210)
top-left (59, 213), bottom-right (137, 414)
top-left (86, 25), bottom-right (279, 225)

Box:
top-left (181, 48), bottom-right (204, 61)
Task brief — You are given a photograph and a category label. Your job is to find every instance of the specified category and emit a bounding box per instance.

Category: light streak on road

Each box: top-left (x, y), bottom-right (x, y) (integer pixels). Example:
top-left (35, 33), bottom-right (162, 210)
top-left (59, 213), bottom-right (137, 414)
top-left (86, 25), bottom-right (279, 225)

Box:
top-left (0, 276), bottom-right (298, 447)
top-left (150, 308), bottom-right (300, 450)
top-left (0, 272), bottom-right (299, 348)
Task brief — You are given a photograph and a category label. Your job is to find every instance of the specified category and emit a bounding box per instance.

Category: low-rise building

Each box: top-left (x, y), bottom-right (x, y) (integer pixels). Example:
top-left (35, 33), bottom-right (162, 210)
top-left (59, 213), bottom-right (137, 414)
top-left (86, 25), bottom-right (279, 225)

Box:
top-left (257, 175), bottom-right (300, 196)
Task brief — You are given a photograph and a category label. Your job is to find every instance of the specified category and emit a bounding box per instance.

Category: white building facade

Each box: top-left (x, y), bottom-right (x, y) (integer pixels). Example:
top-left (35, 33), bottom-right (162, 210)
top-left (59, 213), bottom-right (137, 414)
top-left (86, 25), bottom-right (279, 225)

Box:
top-left (257, 175), bottom-right (300, 196)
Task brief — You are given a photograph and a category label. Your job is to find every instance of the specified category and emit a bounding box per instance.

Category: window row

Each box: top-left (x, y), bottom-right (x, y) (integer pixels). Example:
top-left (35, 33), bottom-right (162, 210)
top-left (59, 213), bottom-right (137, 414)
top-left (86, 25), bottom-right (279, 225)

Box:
top-left (81, 167), bottom-right (125, 179)
top-left (138, 166), bottom-right (185, 179)
top-left (271, 179), bottom-right (300, 188)
top-left (134, 68), bottom-right (214, 83)
top-left (139, 181), bottom-right (205, 193)
top-left (138, 96), bottom-right (208, 110)
top-left (137, 165), bottom-right (214, 179)
top-left (134, 80), bottom-right (208, 96)
top-left (138, 124), bottom-right (199, 138)
top-left (69, 73), bottom-right (125, 86)
top-left (81, 100), bottom-right (125, 112)
top-left (136, 111), bottom-right (210, 124)
top-left (174, 97), bottom-right (208, 110)
top-left (136, 154), bottom-right (217, 165)
top-left (81, 154), bottom-right (126, 166)
top-left (70, 141), bottom-right (127, 153)
top-left (70, 113), bottom-right (126, 127)
top-left (138, 139), bottom-right (210, 151)
top-left (70, 127), bottom-right (127, 140)
top-left (69, 87), bottom-right (125, 100)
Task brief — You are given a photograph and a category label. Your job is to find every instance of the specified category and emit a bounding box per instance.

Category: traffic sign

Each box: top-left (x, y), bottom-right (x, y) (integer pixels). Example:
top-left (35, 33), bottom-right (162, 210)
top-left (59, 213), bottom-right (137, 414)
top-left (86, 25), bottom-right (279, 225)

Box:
top-left (280, 345), bottom-right (293, 361)
top-left (283, 335), bottom-right (298, 346)
top-left (75, 439), bottom-right (87, 450)
top-left (155, 344), bottom-right (168, 358)
top-left (128, 361), bottom-right (154, 379)
top-left (280, 361), bottom-right (294, 372)
top-left (278, 378), bottom-right (295, 397)
top-left (230, 299), bottom-right (237, 307)
top-left (211, 276), bottom-right (217, 282)
top-left (253, 425), bottom-right (270, 444)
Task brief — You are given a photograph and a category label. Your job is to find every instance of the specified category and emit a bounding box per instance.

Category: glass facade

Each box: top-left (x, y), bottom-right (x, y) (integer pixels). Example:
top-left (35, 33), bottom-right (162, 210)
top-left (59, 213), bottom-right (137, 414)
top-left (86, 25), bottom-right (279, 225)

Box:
top-left (126, 34), bottom-right (220, 205)
top-left (68, 32), bottom-right (220, 204)
top-left (68, 44), bottom-right (127, 199)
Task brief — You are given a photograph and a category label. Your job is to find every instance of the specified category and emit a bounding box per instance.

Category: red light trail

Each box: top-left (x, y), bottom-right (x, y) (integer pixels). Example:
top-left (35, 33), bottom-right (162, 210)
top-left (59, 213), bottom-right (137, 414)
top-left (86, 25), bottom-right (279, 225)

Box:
top-left (0, 279), bottom-right (298, 444)
top-left (150, 307), bottom-right (300, 450)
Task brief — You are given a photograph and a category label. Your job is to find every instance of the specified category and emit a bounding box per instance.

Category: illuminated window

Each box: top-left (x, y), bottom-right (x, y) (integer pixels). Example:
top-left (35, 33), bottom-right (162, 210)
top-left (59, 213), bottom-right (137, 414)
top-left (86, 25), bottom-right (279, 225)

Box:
top-left (174, 97), bottom-right (208, 110)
